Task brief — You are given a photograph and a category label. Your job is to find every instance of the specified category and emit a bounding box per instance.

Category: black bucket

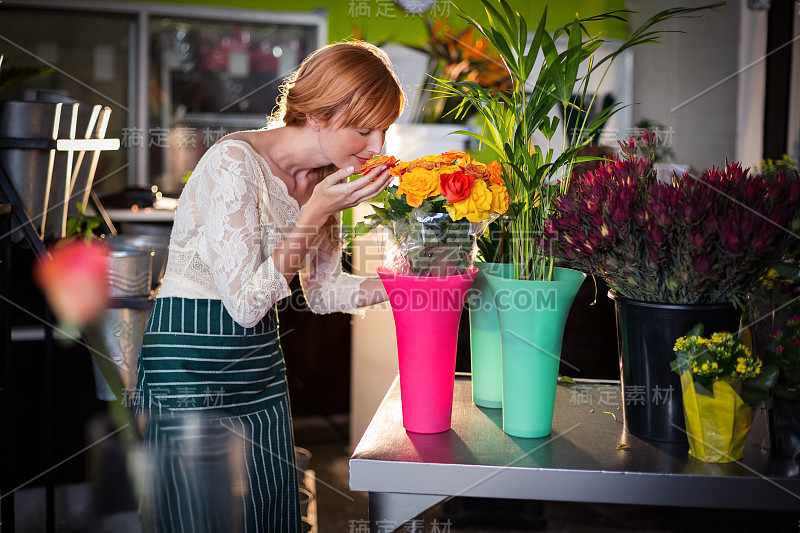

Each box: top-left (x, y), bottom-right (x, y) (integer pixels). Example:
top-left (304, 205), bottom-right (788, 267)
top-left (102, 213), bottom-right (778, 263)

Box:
top-left (769, 396), bottom-right (800, 460)
top-left (0, 98), bottom-right (94, 239)
top-left (609, 293), bottom-right (741, 443)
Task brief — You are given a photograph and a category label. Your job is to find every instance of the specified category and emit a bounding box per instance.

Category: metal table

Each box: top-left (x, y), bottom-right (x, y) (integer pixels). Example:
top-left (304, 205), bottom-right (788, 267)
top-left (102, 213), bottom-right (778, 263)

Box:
top-left (350, 374), bottom-right (800, 531)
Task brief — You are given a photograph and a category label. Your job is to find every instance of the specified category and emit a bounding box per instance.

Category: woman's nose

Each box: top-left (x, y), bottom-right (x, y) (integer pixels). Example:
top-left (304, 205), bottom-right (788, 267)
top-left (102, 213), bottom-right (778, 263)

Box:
top-left (366, 131), bottom-right (384, 155)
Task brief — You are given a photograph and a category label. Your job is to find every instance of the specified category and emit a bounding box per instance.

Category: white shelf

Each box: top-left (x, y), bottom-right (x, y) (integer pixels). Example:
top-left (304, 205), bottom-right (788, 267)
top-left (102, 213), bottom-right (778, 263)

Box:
top-left (105, 208), bottom-right (175, 223)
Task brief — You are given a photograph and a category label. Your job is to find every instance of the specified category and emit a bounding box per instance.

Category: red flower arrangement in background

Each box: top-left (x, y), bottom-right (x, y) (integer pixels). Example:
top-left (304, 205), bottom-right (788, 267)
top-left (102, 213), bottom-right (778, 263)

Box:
top-left (545, 131), bottom-right (800, 304)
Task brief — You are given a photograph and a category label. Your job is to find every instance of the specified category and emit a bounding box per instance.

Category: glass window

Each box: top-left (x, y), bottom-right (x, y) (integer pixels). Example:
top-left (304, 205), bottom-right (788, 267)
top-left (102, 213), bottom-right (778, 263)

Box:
top-left (148, 18), bottom-right (317, 195)
top-left (0, 8), bottom-right (132, 195)
top-left (1, 2), bottom-right (324, 196)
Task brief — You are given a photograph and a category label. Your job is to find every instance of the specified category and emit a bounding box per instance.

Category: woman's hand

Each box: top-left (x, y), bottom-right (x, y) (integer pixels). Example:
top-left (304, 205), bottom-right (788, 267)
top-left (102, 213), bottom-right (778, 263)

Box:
top-left (303, 165), bottom-right (392, 225)
top-left (272, 164), bottom-right (391, 283)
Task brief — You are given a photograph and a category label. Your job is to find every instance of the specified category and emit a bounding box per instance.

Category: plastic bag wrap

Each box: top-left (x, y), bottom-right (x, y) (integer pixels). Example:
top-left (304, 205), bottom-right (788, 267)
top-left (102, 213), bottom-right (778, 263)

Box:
top-left (680, 371), bottom-right (756, 463)
top-left (381, 209), bottom-right (495, 277)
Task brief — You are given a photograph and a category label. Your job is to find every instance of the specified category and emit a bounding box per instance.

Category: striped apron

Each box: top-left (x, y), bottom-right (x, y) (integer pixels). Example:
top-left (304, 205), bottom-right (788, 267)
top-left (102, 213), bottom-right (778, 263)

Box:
top-left (135, 297), bottom-right (301, 533)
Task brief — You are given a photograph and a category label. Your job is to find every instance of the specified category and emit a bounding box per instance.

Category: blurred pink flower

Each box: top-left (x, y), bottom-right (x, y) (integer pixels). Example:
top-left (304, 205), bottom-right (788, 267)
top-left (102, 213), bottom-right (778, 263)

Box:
top-left (34, 239), bottom-right (109, 327)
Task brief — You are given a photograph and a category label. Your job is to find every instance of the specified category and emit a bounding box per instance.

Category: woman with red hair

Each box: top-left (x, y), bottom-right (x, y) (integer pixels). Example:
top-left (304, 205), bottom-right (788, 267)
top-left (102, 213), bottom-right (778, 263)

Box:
top-left (136, 41), bottom-right (404, 532)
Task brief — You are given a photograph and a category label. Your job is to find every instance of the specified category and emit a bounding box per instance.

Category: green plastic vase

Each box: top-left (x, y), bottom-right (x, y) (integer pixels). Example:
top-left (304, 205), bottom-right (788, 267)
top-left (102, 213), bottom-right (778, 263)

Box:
top-left (484, 267), bottom-right (586, 438)
top-left (468, 262), bottom-right (515, 408)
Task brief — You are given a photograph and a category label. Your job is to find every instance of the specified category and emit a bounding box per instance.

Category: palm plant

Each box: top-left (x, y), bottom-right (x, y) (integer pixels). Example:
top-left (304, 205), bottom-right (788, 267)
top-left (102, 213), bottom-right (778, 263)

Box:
top-left (428, 0), bottom-right (721, 281)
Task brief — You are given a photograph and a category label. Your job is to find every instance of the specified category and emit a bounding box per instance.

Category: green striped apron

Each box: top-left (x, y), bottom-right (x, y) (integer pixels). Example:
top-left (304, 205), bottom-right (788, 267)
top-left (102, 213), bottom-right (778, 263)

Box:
top-left (135, 297), bottom-right (301, 533)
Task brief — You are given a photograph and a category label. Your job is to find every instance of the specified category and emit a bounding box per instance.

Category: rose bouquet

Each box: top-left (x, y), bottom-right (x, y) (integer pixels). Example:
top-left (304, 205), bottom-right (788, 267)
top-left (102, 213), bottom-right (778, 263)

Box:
top-left (355, 150), bottom-right (509, 277)
top-left (671, 324), bottom-right (778, 462)
top-left (545, 132), bottom-right (800, 304)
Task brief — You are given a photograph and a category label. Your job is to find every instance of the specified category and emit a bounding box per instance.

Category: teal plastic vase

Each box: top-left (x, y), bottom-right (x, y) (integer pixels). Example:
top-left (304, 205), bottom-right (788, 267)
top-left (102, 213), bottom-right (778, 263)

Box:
top-left (468, 262), bottom-right (515, 408)
top-left (484, 267), bottom-right (586, 438)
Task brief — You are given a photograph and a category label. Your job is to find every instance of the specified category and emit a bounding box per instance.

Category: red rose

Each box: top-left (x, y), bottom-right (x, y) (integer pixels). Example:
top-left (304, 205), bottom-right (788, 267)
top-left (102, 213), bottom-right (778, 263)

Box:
top-left (440, 171), bottom-right (475, 203)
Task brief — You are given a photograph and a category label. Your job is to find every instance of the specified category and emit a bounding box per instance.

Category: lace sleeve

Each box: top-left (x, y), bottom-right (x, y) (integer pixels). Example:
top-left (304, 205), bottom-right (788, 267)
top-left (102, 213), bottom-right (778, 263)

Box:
top-left (300, 213), bottom-right (367, 315)
top-left (201, 144), bottom-right (290, 327)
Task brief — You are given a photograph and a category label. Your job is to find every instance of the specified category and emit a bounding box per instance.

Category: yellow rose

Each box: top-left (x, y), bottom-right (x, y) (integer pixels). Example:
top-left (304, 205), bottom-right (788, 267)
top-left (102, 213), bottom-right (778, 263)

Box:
top-left (438, 164), bottom-right (461, 174)
top-left (397, 167), bottom-right (441, 207)
top-left (445, 179), bottom-right (493, 222)
top-left (489, 184), bottom-right (509, 214)
top-left (390, 161), bottom-right (410, 177)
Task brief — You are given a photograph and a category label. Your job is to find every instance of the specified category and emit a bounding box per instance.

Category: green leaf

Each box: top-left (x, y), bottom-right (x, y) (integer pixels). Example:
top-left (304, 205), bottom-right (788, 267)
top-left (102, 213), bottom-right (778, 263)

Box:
top-left (387, 195), bottom-right (413, 216)
top-left (746, 363), bottom-right (780, 393)
top-left (352, 221), bottom-right (374, 239)
top-left (523, 8), bottom-right (547, 80)
top-left (563, 19), bottom-right (582, 94)
top-left (371, 205), bottom-right (389, 218)
top-left (65, 217), bottom-right (79, 236)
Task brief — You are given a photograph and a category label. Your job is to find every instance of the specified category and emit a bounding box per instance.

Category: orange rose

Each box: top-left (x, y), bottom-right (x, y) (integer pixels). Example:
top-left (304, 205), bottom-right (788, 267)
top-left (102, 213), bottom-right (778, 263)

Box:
top-left (361, 155), bottom-right (398, 174)
top-left (487, 161), bottom-right (504, 186)
top-left (440, 171), bottom-right (475, 203)
top-left (463, 162), bottom-right (491, 182)
top-left (442, 150), bottom-right (468, 161)
top-left (398, 167), bottom-right (441, 207)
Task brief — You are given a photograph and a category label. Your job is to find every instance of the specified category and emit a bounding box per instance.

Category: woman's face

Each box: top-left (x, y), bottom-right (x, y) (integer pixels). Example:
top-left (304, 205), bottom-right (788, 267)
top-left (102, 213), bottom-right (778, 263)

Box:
top-left (317, 112), bottom-right (388, 171)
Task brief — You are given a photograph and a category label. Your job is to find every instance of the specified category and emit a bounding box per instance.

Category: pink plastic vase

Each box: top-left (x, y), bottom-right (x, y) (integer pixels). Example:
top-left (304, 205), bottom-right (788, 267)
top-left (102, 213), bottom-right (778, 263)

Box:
top-left (377, 267), bottom-right (478, 433)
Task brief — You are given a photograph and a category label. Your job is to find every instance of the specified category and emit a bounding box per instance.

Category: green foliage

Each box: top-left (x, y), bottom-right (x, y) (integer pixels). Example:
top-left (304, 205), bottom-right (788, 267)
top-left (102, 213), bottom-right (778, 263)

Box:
top-left (430, 0), bottom-right (722, 280)
top-left (0, 54), bottom-right (55, 91)
top-left (760, 155), bottom-right (800, 183)
top-left (63, 203), bottom-right (104, 243)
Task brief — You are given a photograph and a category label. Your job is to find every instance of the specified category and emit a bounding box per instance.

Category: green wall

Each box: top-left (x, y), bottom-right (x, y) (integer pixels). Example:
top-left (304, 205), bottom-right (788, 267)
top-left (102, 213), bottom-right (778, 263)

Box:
top-left (102, 0), bottom-right (630, 43)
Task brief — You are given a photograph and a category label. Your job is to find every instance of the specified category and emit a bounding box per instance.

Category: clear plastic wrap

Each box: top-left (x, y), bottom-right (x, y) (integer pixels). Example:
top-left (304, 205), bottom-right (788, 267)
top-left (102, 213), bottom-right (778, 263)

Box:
top-left (382, 208), bottom-right (495, 277)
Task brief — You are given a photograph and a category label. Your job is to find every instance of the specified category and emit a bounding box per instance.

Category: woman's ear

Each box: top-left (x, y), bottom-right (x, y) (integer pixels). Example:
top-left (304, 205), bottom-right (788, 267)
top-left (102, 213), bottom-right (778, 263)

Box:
top-left (306, 114), bottom-right (323, 131)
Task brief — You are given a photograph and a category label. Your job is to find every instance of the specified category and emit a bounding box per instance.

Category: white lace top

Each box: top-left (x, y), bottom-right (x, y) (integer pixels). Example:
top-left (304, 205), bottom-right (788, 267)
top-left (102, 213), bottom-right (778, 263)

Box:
top-left (158, 139), bottom-right (367, 328)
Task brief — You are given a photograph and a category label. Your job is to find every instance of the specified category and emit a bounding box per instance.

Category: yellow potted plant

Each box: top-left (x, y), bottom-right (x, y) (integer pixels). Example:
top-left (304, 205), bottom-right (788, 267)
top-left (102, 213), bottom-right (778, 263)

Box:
top-left (671, 324), bottom-right (778, 462)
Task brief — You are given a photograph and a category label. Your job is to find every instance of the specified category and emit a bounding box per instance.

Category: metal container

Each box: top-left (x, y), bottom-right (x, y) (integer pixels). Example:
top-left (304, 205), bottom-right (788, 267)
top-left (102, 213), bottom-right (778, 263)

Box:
top-left (107, 250), bottom-right (153, 297)
top-left (0, 99), bottom-right (94, 239)
top-left (102, 234), bottom-right (170, 290)
top-left (84, 304), bottom-right (152, 400)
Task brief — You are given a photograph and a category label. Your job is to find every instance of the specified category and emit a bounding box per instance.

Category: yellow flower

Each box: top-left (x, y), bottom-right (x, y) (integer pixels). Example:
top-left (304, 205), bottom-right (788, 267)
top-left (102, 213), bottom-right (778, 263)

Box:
top-left (736, 363), bottom-right (747, 374)
top-left (711, 362), bottom-right (718, 369)
top-left (489, 184), bottom-right (509, 214)
top-left (438, 164), bottom-right (461, 174)
top-left (701, 363), bottom-right (709, 371)
top-left (390, 161), bottom-right (410, 177)
top-left (397, 167), bottom-right (441, 207)
top-left (737, 357), bottom-right (745, 364)
top-left (445, 179), bottom-right (493, 222)
top-left (711, 332), bottom-right (727, 343)
top-left (691, 365), bottom-right (699, 373)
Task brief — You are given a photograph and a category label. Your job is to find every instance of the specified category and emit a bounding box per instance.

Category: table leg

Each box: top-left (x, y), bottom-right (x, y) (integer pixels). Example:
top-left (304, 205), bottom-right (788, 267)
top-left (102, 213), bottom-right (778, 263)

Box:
top-left (368, 492), bottom-right (447, 532)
